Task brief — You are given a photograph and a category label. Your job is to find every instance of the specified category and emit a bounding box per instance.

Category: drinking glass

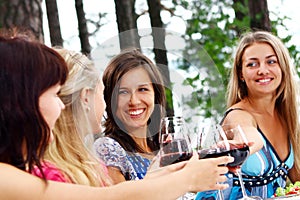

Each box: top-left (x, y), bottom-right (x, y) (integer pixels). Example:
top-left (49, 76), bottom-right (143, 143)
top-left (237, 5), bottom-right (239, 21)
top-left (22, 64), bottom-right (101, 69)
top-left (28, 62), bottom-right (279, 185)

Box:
top-left (197, 123), bottom-right (230, 200)
top-left (222, 124), bottom-right (262, 200)
top-left (159, 116), bottom-right (192, 167)
top-left (159, 116), bottom-right (194, 200)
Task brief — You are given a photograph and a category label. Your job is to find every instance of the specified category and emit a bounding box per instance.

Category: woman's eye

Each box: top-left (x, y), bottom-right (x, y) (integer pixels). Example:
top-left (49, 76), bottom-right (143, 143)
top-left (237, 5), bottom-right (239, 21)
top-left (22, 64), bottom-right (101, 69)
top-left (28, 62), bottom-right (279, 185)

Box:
top-left (267, 59), bottom-right (277, 64)
top-left (247, 62), bottom-right (257, 67)
top-left (118, 90), bottom-right (128, 95)
top-left (139, 87), bottom-right (149, 92)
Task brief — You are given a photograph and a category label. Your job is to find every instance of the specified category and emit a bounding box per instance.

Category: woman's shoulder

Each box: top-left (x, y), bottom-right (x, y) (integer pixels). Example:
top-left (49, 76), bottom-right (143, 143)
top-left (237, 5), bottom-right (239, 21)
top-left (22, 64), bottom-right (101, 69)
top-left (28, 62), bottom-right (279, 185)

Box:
top-left (94, 136), bottom-right (122, 148)
top-left (93, 136), bottom-right (126, 156)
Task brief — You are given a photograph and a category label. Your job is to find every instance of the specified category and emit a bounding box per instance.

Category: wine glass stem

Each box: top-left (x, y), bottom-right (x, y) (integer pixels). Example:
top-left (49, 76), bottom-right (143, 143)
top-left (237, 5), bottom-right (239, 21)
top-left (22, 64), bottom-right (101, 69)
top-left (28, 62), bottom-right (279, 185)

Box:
top-left (218, 189), bottom-right (224, 200)
top-left (236, 169), bottom-right (248, 198)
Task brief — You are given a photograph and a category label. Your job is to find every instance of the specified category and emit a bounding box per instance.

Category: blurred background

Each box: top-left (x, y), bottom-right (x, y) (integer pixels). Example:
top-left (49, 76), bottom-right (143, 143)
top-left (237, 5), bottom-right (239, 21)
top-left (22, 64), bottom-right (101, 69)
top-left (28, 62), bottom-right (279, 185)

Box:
top-left (1, 0), bottom-right (299, 136)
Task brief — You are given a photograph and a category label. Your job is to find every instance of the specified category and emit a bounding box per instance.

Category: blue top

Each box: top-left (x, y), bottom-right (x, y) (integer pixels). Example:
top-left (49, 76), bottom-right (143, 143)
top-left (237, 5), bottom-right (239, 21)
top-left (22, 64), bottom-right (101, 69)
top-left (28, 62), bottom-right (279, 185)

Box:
top-left (93, 136), bottom-right (151, 180)
top-left (196, 108), bottom-right (294, 200)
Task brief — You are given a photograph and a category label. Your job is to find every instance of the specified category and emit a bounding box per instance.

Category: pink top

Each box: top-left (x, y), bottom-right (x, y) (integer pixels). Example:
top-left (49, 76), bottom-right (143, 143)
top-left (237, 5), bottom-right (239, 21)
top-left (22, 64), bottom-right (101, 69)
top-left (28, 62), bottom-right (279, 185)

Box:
top-left (31, 161), bottom-right (71, 183)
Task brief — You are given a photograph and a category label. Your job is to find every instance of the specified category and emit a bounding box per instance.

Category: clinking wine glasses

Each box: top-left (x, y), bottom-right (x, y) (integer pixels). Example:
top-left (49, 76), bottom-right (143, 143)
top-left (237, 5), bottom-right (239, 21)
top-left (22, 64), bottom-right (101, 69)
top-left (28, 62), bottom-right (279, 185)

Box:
top-left (197, 123), bottom-right (255, 200)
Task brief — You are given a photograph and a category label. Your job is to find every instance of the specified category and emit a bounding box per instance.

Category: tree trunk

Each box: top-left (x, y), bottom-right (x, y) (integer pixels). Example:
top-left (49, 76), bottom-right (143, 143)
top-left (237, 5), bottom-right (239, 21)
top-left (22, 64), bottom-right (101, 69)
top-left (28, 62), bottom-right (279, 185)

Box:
top-left (75, 0), bottom-right (91, 56)
top-left (114, 0), bottom-right (140, 49)
top-left (248, 0), bottom-right (271, 31)
top-left (45, 0), bottom-right (63, 46)
top-left (0, 0), bottom-right (44, 42)
top-left (147, 0), bottom-right (174, 116)
top-left (232, 0), bottom-right (248, 36)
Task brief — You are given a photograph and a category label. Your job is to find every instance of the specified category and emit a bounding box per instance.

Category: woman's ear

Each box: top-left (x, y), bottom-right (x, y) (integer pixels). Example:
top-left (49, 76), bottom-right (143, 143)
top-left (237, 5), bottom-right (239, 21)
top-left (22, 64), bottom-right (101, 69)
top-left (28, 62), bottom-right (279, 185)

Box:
top-left (239, 72), bottom-right (245, 82)
top-left (80, 87), bottom-right (91, 108)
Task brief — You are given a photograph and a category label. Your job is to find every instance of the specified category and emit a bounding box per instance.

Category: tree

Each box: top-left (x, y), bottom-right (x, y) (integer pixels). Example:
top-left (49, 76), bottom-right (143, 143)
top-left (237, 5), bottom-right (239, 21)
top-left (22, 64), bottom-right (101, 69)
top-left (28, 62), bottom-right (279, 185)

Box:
top-left (248, 0), bottom-right (271, 31)
top-left (45, 0), bottom-right (63, 46)
top-left (75, 0), bottom-right (91, 56)
top-left (147, 0), bottom-right (174, 116)
top-left (0, 0), bottom-right (44, 42)
top-left (114, 0), bottom-right (140, 49)
top-left (233, 0), bottom-right (271, 34)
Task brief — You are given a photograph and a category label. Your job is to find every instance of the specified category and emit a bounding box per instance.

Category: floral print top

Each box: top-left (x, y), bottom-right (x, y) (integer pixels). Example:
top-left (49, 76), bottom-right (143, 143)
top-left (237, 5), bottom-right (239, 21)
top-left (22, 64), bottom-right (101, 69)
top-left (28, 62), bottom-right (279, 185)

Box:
top-left (93, 136), bottom-right (151, 180)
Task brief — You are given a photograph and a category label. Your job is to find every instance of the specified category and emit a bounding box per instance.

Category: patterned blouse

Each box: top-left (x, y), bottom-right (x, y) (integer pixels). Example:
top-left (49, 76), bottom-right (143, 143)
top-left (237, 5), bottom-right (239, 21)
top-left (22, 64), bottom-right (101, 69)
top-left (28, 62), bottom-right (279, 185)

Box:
top-left (93, 137), bottom-right (151, 180)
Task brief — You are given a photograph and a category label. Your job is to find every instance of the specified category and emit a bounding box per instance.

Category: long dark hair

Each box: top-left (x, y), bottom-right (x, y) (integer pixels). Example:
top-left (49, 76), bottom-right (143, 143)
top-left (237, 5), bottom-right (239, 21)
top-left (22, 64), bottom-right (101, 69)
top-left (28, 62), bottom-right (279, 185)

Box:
top-left (0, 30), bottom-right (68, 177)
top-left (103, 49), bottom-right (166, 153)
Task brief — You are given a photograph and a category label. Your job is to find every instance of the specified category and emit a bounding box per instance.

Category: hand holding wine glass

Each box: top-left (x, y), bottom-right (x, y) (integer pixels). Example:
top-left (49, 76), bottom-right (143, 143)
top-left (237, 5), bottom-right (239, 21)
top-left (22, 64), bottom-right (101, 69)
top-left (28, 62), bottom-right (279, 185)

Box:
top-left (222, 124), bottom-right (262, 200)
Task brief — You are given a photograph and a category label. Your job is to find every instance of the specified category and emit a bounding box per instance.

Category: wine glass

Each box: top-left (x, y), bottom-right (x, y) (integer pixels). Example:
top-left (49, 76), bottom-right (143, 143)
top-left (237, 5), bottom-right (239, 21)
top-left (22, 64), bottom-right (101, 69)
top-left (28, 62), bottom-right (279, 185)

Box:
top-left (222, 124), bottom-right (262, 200)
top-left (197, 123), bottom-right (230, 200)
top-left (159, 116), bottom-right (193, 167)
top-left (159, 116), bottom-right (194, 200)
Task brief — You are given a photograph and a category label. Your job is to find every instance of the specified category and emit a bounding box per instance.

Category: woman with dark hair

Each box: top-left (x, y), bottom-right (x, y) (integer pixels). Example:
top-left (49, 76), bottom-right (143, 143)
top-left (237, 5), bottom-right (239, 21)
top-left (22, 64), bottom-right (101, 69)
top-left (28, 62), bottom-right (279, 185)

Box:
top-left (0, 30), bottom-right (234, 200)
top-left (0, 32), bottom-right (68, 177)
top-left (94, 49), bottom-right (166, 183)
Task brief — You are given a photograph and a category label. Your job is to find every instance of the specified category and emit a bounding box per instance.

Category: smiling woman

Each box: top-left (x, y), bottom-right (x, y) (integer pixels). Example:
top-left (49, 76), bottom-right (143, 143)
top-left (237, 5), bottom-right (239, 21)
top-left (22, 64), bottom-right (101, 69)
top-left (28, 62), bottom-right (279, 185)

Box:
top-left (196, 30), bottom-right (300, 200)
top-left (93, 48), bottom-right (166, 184)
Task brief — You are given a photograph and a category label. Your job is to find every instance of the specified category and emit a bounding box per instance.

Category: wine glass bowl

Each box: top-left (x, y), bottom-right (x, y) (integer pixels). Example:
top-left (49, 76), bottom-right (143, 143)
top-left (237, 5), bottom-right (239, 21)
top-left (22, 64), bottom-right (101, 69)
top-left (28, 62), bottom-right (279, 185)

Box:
top-left (159, 116), bottom-right (192, 167)
top-left (197, 124), bottom-right (230, 159)
top-left (221, 125), bottom-right (250, 171)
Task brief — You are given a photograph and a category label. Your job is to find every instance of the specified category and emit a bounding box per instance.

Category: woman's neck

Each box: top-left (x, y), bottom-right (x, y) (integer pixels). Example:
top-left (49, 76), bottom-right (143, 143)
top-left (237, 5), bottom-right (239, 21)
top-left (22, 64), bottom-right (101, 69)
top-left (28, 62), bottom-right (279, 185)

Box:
top-left (242, 97), bottom-right (276, 116)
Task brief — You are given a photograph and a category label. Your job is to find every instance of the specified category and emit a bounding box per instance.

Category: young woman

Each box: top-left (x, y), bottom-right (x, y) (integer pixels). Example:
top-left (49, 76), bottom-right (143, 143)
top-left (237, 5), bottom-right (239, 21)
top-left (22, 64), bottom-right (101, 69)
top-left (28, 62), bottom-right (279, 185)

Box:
top-left (32, 48), bottom-right (111, 186)
top-left (198, 31), bottom-right (300, 199)
top-left (0, 31), bottom-right (233, 200)
top-left (94, 49), bottom-right (166, 183)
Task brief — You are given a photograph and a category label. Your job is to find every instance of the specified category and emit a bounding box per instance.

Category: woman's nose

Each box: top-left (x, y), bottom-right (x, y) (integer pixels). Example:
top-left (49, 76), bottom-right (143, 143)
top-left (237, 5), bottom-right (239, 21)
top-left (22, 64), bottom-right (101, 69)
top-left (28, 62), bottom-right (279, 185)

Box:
top-left (257, 63), bottom-right (269, 75)
top-left (129, 93), bottom-right (141, 104)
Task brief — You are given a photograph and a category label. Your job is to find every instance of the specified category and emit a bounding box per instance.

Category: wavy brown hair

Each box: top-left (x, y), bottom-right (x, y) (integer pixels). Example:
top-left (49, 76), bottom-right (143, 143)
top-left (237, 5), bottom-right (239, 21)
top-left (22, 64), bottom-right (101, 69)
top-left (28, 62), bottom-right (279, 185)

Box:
top-left (102, 48), bottom-right (166, 153)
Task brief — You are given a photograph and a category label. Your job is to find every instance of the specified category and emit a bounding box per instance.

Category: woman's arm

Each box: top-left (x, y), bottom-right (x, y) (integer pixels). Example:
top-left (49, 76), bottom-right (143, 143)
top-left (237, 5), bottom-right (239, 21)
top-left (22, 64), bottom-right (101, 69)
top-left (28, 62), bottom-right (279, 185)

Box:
top-left (1, 155), bottom-right (233, 200)
top-left (222, 109), bottom-right (264, 154)
top-left (288, 165), bottom-right (300, 183)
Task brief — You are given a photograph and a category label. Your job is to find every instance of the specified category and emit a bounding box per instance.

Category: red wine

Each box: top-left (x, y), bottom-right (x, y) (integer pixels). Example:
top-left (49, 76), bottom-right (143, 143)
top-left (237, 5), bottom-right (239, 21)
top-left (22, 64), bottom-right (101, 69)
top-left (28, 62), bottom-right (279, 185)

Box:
top-left (160, 152), bottom-right (193, 167)
top-left (198, 144), bottom-right (250, 169)
top-left (226, 144), bottom-right (249, 168)
top-left (160, 138), bottom-right (192, 167)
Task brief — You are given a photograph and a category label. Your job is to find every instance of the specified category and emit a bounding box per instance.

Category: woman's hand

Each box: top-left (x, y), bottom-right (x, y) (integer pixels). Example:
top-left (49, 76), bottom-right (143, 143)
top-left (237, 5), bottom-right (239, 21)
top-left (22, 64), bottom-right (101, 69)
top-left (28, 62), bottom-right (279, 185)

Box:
top-left (145, 153), bottom-right (187, 179)
top-left (182, 152), bottom-right (234, 192)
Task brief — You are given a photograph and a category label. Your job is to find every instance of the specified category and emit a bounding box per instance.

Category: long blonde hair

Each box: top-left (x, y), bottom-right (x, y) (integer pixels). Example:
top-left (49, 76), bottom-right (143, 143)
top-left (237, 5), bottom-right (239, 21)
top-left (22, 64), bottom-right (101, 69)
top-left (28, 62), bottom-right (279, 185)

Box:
top-left (227, 31), bottom-right (300, 173)
top-left (45, 48), bottom-right (111, 186)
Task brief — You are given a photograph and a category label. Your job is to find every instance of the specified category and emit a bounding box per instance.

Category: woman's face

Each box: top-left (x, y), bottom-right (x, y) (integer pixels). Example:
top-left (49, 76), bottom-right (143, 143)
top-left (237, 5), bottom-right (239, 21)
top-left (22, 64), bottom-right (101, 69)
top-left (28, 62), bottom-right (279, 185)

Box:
top-left (39, 84), bottom-right (65, 137)
top-left (241, 42), bottom-right (282, 97)
top-left (116, 67), bottom-right (155, 131)
top-left (87, 80), bottom-right (106, 133)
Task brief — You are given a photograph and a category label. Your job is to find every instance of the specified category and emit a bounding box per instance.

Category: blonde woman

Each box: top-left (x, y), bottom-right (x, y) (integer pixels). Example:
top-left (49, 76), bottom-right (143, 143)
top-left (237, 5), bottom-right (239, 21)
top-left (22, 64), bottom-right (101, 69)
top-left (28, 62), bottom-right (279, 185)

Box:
top-left (207, 31), bottom-right (300, 199)
top-left (32, 48), bottom-right (111, 186)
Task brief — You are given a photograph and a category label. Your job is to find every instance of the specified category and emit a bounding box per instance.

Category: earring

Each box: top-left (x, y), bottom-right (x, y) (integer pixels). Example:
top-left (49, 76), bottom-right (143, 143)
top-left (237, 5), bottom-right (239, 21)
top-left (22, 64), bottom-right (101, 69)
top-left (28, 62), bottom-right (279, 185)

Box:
top-left (86, 106), bottom-right (91, 112)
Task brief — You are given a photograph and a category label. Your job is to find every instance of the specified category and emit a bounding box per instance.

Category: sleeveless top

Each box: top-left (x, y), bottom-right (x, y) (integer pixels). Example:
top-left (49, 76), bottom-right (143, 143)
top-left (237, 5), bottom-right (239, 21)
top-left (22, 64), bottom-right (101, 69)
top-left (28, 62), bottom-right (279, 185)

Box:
top-left (196, 108), bottom-right (294, 200)
top-left (93, 136), bottom-right (151, 180)
top-left (31, 161), bottom-right (71, 183)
